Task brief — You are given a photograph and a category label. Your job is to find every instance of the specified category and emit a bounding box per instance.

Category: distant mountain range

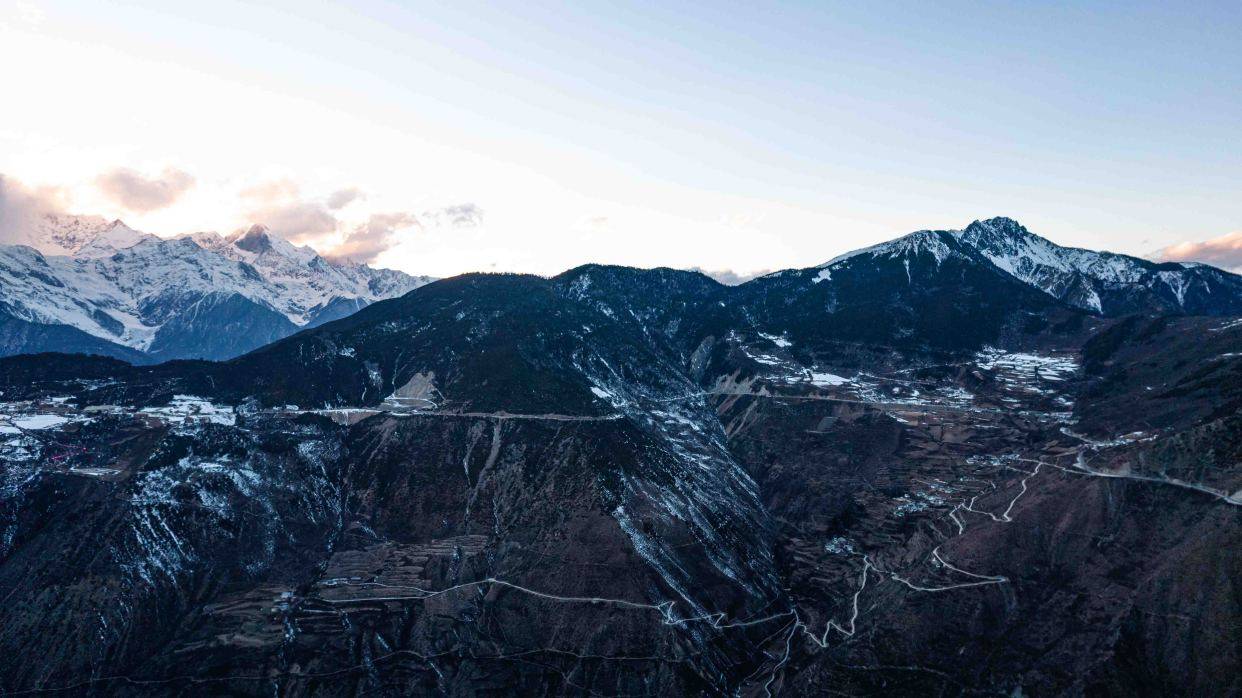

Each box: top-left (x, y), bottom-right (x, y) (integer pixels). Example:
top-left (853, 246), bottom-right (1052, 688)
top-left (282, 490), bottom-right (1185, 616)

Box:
top-left (23, 216), bottom-right (1239, 413)
top-left (3, 215), bottom-right (1238, 366)
top-left (0, 215), bottom-right (432, 362)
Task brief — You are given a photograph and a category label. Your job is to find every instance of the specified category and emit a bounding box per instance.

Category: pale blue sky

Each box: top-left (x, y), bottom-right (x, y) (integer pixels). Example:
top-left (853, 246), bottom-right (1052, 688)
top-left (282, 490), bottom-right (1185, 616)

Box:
top-left (2, 1), bottom-right (1239, 276)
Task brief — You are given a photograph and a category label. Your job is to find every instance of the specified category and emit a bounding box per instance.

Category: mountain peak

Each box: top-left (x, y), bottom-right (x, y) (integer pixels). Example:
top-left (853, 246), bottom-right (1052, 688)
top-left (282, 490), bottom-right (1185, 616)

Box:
top-left (233, 224), bottom-right (276, 254)
top-left (957, 217), bottom-right (1047, 255)
top-left (966, 216), bottom-right (1025, 232)
top-left (960, 216), bottom-right (1033, 241)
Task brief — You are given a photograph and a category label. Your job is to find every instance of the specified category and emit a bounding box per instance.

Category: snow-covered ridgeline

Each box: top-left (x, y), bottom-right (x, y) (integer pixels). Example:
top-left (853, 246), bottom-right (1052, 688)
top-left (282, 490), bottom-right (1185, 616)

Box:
top-left (0, 215), bottom-right (432, 353)
top-left (810, 216), bottom-right (1241, 314)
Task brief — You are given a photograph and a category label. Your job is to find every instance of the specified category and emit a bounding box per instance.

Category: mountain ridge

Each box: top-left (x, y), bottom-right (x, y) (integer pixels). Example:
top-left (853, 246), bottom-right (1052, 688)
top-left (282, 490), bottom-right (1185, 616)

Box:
top-left (0, 215), bottom-right (434, 361)
top-left (805, 216), bottom-right (1242, 316)
top-left (3, 214), bottom-right (1240, 366)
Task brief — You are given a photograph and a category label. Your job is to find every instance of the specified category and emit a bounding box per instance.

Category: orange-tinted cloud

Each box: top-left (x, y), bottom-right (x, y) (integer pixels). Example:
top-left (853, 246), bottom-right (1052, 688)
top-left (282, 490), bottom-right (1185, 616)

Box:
top-left (1158, 231), bottom-right (1242, 272)
top-left (240, 179), bottom-right (339, 244)
top-left (96, 167), bottom-right (194, 212)
top-left (239, 178), bottom-right (300, 204)
top-left (0, 174), bottom-right (69, 244)
top-left (326, 212), bottom-right (420, 264)
top-left (253, 201), bottom-right (339, 244)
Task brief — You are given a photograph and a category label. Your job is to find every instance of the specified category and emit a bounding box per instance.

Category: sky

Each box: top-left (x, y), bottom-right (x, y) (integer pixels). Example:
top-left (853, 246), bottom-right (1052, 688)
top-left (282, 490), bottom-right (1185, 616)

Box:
top-left (1, 0), bottom-right (1240, 277)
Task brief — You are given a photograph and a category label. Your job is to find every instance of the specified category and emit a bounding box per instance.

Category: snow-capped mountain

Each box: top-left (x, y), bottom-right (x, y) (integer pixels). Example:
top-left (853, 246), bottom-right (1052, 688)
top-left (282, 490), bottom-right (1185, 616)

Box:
top-left (4, 214), bottom-right (1238, 364)
top-left (5, 213), bottom-right (153, 258)
top-left (810, 217), bottom-right (1242, 316)
top-left (0, 216), bottom-right (433, 362)
top-left (741, 225), bottom-right (1066, 353)
top-left (186, 225), bottom-right (428, 326)
top-left (956, 217), bottom-right (1242, 314)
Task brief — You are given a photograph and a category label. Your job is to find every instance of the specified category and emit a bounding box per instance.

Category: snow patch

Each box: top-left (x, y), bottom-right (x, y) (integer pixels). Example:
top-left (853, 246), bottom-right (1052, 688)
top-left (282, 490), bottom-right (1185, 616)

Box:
top-left (140, 395), bottom-right (235, 426)
top-left (758, 332), bottom-right (792, 348)
top-left (11, 414), bottom-right (68, 430)
top-left (808, 372), bottom-right (849, 387)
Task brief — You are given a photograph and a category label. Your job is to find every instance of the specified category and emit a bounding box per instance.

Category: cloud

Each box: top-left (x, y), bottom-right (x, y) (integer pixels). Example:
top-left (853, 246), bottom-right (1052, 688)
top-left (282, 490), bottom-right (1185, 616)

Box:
top-left (95, 167), bottom-right (195, 212)
top-left (423, 203), bottom-right (484, 228)
top-left (325, 212), bottom-right (420, 264)
top-left (320, 201), bottom-right (479, 263)
top-left (325, 187), bottom-right (364, 210)
top-left (239, 178), bottom-right (300, 204)
top-left (236, 180), bottom-right (472, 259)
top-left (252, 201), bottom-right (340, 244)
top-left (689, 267), bottom-right (773, 285)
top-left (240, 179), bottom-right (340, 244)
top-left (1157, 232), bottom-right (1242, 272)
top-left (0, 174), bottom-right (69, 244)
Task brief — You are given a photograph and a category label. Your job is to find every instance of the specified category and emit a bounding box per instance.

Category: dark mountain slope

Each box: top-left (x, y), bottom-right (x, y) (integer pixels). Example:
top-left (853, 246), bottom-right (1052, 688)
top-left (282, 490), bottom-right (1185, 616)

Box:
top-left (304, 296), bottom-right (370, 328)
top-left (13, 250), bottom-right (1089, 410)
top-left (0, 222), bottom-right (1239, 696)
top-left (737, 229), bottom-right (1084, 360)
top-left (145, 291), bottom-right (300, 361)
top-left (0, 308), bottom-right (149, 363)
top-left (221, 272), bottom-right (629, 412)
top-left (1079, 315), bottom-right (1242, 433)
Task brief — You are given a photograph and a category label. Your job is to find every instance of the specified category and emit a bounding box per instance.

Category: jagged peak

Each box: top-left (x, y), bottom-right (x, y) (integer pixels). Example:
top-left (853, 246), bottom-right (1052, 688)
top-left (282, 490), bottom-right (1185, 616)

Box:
top-left (956, 217), bottom-right (1052, 255)
top-left (43, 215), bottom-right (153, 258)
top-left (93, 219), bottom-right (142, 239)
top-left (961, 216), bottom-right (1029, 236)
top-left (232, 224), bottom-right (276, 254)
top-left (228, 224), bottom-right (326, 266)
